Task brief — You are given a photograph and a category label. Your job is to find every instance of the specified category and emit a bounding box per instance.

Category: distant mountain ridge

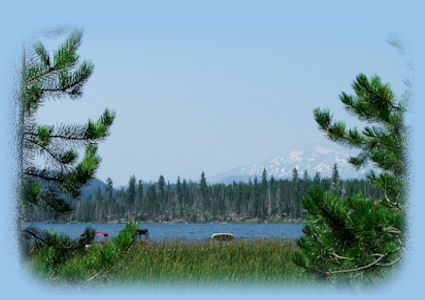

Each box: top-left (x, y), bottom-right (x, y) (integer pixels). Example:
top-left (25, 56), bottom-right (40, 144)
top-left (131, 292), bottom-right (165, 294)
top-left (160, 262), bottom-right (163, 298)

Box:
top-left (82, 146), bottom-right (370, 191)
top-left (79, 178), bottom-right (107, 199)
top-left (208, 145), bottom-right (369, 184)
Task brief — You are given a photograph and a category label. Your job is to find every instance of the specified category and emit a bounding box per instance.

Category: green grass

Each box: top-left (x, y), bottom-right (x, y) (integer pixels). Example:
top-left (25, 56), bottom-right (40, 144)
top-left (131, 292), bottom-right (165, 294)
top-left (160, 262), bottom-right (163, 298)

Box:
top-left (27, 222), bottom-right (311, 287)
top-left (110, 239), bottom-right (308, 286)
top-left (29, 238), bottom-right (311, 287)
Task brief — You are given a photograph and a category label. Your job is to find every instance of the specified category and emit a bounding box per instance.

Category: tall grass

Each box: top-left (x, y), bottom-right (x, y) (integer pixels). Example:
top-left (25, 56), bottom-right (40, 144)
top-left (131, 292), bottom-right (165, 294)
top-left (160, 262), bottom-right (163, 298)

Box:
top-left (110, 239), bottom-right (309, 286)
top-left (28, 223), bottom-right (309, 287)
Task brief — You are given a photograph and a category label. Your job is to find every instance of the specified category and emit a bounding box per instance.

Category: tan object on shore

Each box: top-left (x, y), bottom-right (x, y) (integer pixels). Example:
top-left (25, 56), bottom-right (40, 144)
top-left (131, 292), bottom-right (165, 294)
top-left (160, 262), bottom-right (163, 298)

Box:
top-left (211, 233), bottom-right (234, 242)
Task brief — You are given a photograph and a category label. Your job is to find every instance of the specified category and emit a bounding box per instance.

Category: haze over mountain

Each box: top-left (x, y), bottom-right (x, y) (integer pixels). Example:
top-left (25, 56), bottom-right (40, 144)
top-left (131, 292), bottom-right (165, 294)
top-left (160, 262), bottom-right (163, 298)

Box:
top-left (84, 145), bottom-right (372, 194)
top-left (208, 145), bottom-right (369, 184)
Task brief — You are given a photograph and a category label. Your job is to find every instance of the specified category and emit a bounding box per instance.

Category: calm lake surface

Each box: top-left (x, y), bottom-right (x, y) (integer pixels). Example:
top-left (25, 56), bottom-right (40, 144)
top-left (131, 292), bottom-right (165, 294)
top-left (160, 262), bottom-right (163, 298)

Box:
top-left (24, 223), bottom-right (305, 242)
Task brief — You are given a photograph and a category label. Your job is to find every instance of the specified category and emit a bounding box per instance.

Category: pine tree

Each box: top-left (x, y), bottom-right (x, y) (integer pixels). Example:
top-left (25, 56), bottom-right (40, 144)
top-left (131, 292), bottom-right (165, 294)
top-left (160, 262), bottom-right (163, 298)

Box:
top-left (136, 179), bottom-right (144, 215)
top-left (269, 175), bottom-right (277, 215)
top-left (199, 172), bottom-right (208, 210)
top-left (261, 168), bottom-right (269, 218)
top-left (166, 181), bottom-right (172, 219)
top-left (313, 172), bottom-right (321, 185)
top-left (105, 177), bottom-right (114, 221)
top-left (176, 176), bottom-right (183, 216)
top-left (251, 176), bottom-right (260, 218)
top-left (300, 170), bottom-right (311, 216)
top-left (234, 182), bottom-right (242, 215)
top-left (126, 175), bottom-right (136, 219)
top-left (158, 175), bottom-right (165, 216)
top-left (95, 187), bottom-right (103, 222)
top-left (146, 184), bottom-right (157, 218)
top-left (18, 30), bottom-right (115, 218)
top-left (292, 167), bottom-right (301, 218)
top-left (330, 163), bottom-right (341, 195)
top-left (182, 179), bottom-right (190, 208)
top-left (294, 74), bottom-right (407, 281)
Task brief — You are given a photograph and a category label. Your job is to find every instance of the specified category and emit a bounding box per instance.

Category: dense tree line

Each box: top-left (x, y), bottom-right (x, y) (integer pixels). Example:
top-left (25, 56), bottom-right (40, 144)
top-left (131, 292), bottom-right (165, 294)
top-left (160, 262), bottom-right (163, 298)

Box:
top-left (29, 164), bottom-right (382, 223)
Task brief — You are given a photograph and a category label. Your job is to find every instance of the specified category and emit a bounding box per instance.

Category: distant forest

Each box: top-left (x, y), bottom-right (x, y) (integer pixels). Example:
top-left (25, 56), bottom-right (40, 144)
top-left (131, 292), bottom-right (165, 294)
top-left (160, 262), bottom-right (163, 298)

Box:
top-left (27, 164), bottom-right (383, 223)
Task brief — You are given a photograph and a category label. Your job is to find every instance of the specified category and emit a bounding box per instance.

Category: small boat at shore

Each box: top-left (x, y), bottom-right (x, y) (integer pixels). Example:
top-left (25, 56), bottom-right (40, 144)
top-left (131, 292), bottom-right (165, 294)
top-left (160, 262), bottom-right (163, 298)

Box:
top-left (211, 233), bottom-right (234, 242)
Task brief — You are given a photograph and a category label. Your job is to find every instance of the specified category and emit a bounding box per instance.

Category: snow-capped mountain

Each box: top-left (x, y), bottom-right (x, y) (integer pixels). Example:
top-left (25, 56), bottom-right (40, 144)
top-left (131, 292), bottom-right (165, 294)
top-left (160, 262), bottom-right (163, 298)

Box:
top-left (209, 146), bottom-right (370, 184)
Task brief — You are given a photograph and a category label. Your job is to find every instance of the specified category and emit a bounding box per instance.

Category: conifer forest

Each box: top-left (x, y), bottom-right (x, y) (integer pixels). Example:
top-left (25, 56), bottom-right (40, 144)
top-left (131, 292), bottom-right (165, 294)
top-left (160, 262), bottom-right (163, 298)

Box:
top-left (28, 166), bottom-right (383, 224)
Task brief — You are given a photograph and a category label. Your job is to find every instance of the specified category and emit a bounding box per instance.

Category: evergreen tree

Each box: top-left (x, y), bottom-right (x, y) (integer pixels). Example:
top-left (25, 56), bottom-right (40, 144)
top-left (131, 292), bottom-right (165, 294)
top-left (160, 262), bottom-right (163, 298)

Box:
top-left (313, 172), bottom-right (321, 185)
top-left (105, 177), bottom-right (114, 221)
top-left (127, 175), bottom-right (136, 218)
top-left (330, 163), bottom-right (341, 195)
top-left (199, 172), bottom-right (208, 210)
top-left (233, 182), bottom-right (242, 215)
top-left (166, 181), bottom-right (172, 219)
top-left (300, 170), bottom-right (311, 215)
top-left (158, 175), bottom-right (165, 215)
top-left (182, 179), bottom-right (190, 208)
top-left (294, 74), bottom-right (407, 280)
top-left (146, 184), bottom-right (157, 218)
top-left (136, 179), bottom-right (144, 214)
top-left (176, 176), bottom-right (183, 216)
top-left (331, 164), bottom-right (339, 183)
top-left (18, 30), bottom-right (115, 218)
top-left (292, 167), bottom-right (301, 218)
top-left (269, 175), bottom-right (277, 215)
top-left (94, 187), bottom-right (103, 222)
top-left (251, 176), bottom-right (260, 218)
top-left (261, 168), bottom-right (269, 218)
top-left (302, 170), bottom-right (310, 182)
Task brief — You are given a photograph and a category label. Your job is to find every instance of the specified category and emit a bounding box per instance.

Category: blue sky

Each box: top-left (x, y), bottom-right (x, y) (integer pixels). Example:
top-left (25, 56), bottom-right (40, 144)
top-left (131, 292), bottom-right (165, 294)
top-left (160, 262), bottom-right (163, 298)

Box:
top-left (1, 0), bottom-right (425, 297)
top-left (0, 0), bottom-right (412, 186)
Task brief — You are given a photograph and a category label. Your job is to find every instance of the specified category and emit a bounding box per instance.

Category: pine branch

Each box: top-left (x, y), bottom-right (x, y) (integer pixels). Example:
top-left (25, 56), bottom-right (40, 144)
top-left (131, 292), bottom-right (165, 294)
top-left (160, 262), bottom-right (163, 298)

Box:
top-left (25, 63), bottom-right (69, 83)
top-left (25, 168), bottom-right (63, 183)
top-left (25, 31), bottom-right (82, 83)
top-left (330, 252), bottom-right (354, 260)
top-left (23, 227), bottom-right (81, 251)
top-left (324, 248), bottom-right (401, 275)
top-left (298, 248), bottom-right (402, 277)
top-left (376, 256), bottom-right (402, 267)
top-left (41, 188), bottom-right (75, 214)
top-left (34, 42), bottom-right (50, 66)
top-left (32, 139), bottom-right (78, 166)
top-left (384, 178), bottom-right (405, 212)
top-left (25, 130), bottom-right (91, 143)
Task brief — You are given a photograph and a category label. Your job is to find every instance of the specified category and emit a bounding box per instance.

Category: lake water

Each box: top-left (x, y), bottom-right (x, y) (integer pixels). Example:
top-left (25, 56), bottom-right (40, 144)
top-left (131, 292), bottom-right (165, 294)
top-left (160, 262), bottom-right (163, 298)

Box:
top-left (24, 223), bottom-right (305, 242)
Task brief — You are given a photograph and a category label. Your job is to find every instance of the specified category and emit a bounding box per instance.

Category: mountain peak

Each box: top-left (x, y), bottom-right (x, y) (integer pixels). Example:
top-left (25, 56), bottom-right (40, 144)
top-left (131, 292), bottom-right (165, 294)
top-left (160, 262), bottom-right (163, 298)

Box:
top-left (209, 145), bottom-right (368, 184)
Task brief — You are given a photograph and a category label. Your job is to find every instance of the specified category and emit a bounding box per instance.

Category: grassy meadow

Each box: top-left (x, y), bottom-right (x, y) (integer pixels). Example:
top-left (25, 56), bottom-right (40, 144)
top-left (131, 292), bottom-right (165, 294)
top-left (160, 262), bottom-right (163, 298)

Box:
top-left (110, 239), bottom-right (308, 286)
top-left (27, 232), bottom-right (311, 288)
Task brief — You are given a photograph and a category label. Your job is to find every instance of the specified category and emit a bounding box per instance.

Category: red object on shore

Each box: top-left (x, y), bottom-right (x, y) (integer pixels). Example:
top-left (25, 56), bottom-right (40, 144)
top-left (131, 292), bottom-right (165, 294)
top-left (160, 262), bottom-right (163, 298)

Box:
top-left (80, 232), bottom-right (109, 237)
